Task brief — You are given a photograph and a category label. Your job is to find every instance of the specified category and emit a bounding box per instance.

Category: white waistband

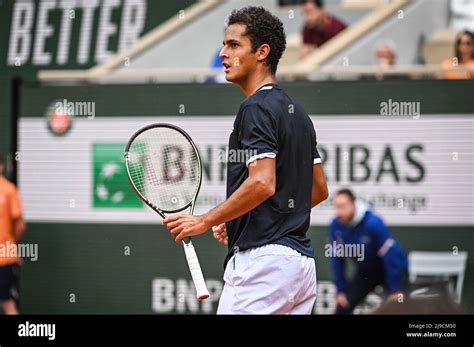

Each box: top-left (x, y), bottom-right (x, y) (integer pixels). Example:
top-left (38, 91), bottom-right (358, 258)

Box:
top-left (242, 244), bottom-right (302, 257)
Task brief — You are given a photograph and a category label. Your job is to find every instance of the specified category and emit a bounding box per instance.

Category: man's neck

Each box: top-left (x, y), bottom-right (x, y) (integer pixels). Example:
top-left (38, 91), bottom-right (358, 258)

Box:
top-left (239, 73), bottom-right (277, 97)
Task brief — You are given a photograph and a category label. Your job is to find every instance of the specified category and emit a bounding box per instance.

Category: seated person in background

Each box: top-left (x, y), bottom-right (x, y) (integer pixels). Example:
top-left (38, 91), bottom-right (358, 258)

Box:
top-left (360, 41), bottom-right (409, 80)
top-left (300, 0), bottom-right (347, 58)
top-left (329, 189), bottom-right (409, 315)
top-left (365, 41), bottom-right (409, 80)
top-left (376, 42), bottom-right (396, 68)
top-left (442, 30), bottom-right (474, 79)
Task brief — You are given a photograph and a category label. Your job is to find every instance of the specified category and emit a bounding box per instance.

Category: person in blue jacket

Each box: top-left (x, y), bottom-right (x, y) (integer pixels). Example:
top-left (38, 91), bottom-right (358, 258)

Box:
top-left (328, 188), bottom-right (409, 314)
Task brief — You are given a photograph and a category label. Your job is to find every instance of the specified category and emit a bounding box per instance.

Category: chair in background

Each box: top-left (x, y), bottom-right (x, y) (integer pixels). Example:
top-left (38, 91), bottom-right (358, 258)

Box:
top-left (408, 251), bottom-right (468, 303)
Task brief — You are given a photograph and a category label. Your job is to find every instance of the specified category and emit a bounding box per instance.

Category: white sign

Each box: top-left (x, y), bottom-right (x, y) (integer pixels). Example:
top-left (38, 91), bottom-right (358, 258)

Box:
top-left (18, 115), bottom-right (474, 226)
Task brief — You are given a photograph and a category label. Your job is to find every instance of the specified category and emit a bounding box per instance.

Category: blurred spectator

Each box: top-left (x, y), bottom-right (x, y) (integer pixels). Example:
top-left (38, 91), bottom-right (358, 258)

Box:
top-left (450, 0), bottom-right (474, 32)
top-left (374, 41), bottom-right (408, 80)
top-left (442, 31), bottom-right (474, 79)
top-left (301, 0), bottom-right (347, 58)
top-left (0, 153), bottom-right (25, 314)
top-left (329, 189), bottom-right (409, 315)
top-left (376, 42), bottom-right (396, 68)
top-left (361, 41), bottom-right (408, 80)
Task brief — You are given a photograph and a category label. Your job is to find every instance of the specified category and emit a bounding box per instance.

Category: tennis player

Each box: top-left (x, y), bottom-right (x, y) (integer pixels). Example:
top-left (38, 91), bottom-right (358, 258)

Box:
top-left (164, 6), bottom-right (328, 314)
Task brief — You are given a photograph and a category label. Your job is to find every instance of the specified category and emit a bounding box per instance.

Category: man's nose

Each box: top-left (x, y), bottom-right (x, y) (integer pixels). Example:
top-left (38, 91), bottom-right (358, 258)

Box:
top-left (219, 47), bottom-right (227, 59)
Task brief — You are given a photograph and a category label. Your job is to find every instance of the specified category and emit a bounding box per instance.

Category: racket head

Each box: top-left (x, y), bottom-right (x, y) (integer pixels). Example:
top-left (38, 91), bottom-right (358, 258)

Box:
top-left (124, 123), bottom-right (202, 215)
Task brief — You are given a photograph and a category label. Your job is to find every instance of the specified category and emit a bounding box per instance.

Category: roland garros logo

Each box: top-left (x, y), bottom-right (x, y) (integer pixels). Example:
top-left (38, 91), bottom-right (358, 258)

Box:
top-left (45, 99), bottom-right (95, 136)
top-left (45, 99), bottom-right (73, 136)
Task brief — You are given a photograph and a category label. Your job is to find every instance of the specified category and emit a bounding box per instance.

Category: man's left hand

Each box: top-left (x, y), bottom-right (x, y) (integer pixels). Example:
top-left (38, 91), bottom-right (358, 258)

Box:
top-left (163, 214), bottom-right (210, 243)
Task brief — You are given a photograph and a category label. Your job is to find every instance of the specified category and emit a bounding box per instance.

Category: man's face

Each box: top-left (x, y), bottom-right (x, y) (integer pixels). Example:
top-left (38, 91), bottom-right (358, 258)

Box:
top-left (303, 2), bottom-right (324, 28)
top-left (220, 23), bottom-right (258, 84)
top-left (376, 44), bottom-right (395, 67)
top-left (333, 194), bottom-right (356, 225)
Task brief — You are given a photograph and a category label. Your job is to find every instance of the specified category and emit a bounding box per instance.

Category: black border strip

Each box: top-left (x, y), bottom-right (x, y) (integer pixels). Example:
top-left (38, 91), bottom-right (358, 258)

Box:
top-left (0, 314), bottom-right (472, 345)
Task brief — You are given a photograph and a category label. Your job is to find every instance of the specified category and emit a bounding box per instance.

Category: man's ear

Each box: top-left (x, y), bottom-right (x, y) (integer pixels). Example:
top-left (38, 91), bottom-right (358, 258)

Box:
top-left (256, 44), bottom-right (271, 63)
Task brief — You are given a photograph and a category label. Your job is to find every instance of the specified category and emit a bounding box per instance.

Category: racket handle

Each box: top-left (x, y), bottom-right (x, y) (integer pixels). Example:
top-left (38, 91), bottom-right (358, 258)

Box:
top-left (182, 240), bottom-right (210, 301)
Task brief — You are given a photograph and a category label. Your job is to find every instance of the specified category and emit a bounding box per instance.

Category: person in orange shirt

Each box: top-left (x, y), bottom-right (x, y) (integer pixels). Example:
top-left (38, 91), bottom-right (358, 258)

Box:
top-left (442, 30), bottom-right (474, 79)
top-left (0, 153), bottom-right (25, 314)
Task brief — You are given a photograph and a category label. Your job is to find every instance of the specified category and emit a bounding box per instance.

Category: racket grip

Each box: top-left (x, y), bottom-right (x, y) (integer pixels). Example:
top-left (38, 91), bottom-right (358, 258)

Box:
top-left (182, 240), bottom-right (210, 301)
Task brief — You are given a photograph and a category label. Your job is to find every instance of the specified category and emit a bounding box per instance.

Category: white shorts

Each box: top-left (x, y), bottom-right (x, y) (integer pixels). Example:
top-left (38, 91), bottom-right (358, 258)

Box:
top-left (217, 244), bottom-right (317, 314)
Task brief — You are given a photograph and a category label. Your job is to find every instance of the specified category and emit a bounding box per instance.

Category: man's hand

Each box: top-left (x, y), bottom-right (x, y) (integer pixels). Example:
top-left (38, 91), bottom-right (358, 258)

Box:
top-left (212, 223), bottom-right (228, 246)
top-left (163, 214), bottom-right (210, 243)
top-left (336, 293), bottom-right (349, 308)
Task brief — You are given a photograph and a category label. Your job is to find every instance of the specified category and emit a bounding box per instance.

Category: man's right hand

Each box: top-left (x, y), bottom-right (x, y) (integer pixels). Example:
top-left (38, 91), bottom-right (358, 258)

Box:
top-left (212, 223), bottom-right (228, 246)
top-left (336, 293), bottom-right (350, 308)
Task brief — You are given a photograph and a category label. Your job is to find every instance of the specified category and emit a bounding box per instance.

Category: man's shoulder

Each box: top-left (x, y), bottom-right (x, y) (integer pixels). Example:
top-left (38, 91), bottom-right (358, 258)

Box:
top-left (327, 14), bottom-right (347, 30)
top-left (363, 210), bottom-right (387, 230)
top-left (239, 96), bottom-right (261, 112)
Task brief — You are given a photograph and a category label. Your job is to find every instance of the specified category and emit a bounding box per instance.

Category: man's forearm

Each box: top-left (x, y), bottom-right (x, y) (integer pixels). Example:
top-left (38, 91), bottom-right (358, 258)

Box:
top-left (203, 177), bottom-right (273, 228)
top-left (13, 218), bottom-right (25, 242)
top-left (311, 164), bottom-right (328, 208)
top-left (311, 193), bottom-right (326, 208)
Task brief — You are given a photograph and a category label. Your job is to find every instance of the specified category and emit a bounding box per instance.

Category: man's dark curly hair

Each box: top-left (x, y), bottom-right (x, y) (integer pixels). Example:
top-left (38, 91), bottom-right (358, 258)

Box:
top-left (227, 6), bottom-right (286, 74)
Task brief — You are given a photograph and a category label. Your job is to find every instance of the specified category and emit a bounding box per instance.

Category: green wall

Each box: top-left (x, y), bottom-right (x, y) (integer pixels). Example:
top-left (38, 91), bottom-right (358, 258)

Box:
top-left (20, 80), bottom-right (474, 117)
top-left (19, 224), bottom-right (474, 313)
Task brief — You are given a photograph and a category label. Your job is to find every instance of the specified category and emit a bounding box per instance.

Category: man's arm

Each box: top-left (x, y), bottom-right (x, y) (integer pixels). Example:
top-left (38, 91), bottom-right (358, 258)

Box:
top-left (203, 157), bottom-right (275, 227)
top-left (13, 217), bottom-right (26, 242)
top-left (164, 158), bottom-right (275, 243)
top-left (311, 163), bottom-right (328, 208)
top-left (369, 218), bottom-right (407, 296)
top-left (10, 188), bottom-right (25, 242)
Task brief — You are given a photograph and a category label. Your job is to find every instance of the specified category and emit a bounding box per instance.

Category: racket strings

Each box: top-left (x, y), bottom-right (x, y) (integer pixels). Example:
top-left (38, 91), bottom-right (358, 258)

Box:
top-left (127, 127), bottom-right (201, 211)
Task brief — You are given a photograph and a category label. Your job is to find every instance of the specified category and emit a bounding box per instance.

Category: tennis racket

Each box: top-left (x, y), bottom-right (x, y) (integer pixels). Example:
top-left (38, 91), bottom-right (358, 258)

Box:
top-left (124, 123), bottom-right (210, 301)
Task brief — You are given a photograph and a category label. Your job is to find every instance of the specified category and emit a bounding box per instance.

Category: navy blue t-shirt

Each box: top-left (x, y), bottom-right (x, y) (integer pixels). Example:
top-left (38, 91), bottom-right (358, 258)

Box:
top-left (224, 83), bottom-right (321, 267)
